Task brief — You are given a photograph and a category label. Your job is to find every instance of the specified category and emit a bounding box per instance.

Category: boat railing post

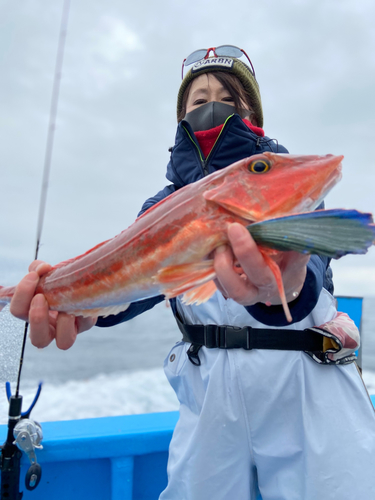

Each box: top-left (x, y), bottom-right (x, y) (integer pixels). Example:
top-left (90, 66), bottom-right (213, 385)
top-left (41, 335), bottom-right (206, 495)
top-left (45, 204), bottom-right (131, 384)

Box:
top-left (336, 296), bottom-right (363, 370)
top-left (110, 456), bottom-right (134, 500)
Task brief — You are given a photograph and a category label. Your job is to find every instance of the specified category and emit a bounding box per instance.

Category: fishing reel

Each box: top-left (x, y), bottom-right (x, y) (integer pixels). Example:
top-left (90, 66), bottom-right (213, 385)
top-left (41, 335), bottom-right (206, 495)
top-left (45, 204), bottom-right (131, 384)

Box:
top-left (0, 382), bottom-right (43, 497)
top-left (13, 419), bottom-right (43, 490)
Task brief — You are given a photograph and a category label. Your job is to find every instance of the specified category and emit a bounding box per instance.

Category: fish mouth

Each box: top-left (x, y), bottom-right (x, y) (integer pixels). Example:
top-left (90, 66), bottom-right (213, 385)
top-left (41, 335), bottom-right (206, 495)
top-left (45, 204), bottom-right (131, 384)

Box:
top-left (299, 155), bottom-right (343, 212)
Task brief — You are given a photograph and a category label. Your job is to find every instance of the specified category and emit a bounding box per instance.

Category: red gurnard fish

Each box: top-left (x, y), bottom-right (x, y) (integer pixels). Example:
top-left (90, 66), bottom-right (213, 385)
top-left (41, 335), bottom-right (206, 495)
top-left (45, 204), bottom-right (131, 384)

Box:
top-left (0, 152), bottom-right (343, 322)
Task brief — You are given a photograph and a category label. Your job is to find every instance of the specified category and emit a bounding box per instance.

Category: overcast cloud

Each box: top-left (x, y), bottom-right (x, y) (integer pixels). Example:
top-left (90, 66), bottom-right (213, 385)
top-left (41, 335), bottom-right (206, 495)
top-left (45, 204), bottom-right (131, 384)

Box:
top-left (1, 0), bottom-right (374, 296)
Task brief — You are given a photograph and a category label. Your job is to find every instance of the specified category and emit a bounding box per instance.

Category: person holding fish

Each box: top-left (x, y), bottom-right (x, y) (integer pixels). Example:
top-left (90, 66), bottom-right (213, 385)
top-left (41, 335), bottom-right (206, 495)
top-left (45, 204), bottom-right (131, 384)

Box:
top-left (8, 46), bottom-right (375, 499)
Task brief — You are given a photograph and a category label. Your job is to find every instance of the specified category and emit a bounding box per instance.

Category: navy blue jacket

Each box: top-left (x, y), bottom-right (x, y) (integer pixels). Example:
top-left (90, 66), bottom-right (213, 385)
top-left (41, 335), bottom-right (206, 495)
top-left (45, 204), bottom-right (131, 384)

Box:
top-left (97, 115), bottom-right (333, 329)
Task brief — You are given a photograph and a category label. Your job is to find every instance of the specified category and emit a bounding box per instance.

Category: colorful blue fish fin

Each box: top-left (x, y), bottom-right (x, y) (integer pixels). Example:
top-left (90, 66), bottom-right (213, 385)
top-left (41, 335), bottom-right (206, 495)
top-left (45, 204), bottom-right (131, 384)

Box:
top-left (247, 209), bottom-right (375, 259)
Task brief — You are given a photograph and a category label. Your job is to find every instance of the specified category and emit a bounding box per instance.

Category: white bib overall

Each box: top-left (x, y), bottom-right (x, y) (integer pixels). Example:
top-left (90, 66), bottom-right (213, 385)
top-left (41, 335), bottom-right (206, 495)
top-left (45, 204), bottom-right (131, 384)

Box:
top-left (160, 290), bottom-right (375, 500)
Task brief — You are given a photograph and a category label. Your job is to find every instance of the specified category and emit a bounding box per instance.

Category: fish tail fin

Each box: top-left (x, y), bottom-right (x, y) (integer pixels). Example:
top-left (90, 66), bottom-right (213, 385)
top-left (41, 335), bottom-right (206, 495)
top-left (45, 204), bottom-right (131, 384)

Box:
top-left (259, 250), bottom-right (292, 323)
top-left (0, 285), bottom-right (15, 312)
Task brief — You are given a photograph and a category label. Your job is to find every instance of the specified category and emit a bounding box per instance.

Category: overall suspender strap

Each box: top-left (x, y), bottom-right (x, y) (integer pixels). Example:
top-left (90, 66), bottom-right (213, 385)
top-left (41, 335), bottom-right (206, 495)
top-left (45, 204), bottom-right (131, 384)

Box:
top-left (175, 314), bottom-right (324, 352)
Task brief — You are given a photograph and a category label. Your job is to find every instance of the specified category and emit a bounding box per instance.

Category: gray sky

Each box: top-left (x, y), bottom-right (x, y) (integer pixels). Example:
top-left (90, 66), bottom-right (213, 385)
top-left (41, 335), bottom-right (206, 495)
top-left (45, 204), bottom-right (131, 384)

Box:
top-left (1, 0), bottom-right (374, 296)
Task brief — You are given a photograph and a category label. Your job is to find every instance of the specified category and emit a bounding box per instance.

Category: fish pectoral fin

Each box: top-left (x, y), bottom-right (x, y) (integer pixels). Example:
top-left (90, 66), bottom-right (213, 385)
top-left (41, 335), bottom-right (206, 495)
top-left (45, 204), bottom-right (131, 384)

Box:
top-left (181, 280), bottom-right (217, 305)
top-left (248, 209), bottom-right (375, 258)
top-left (157, 261), bottom-right (216, 299)
top-left (70, 303), bottom-right (130, 318)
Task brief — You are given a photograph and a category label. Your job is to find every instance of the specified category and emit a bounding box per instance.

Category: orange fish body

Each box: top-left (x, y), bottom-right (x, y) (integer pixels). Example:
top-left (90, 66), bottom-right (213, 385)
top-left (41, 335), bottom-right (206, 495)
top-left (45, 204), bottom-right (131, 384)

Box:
top-left (0, 152), bottom-right (343, 320)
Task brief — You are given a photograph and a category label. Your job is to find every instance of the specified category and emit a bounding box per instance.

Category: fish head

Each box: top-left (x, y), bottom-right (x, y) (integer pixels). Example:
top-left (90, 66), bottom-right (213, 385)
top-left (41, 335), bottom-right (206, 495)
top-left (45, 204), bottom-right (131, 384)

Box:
top-left (203, 152), bottom-right (343, 221)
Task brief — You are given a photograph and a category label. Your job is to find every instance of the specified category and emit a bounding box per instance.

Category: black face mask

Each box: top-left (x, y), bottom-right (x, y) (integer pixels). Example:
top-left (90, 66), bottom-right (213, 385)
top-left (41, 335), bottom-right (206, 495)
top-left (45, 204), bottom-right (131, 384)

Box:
top-left (184, 102), bottom-right (248, 132)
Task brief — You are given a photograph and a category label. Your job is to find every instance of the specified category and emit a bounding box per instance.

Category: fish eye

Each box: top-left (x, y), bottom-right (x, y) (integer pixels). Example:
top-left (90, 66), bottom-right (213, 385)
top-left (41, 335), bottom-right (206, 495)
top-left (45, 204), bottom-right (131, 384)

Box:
top-left (248, 159), bottom-right (271, 174)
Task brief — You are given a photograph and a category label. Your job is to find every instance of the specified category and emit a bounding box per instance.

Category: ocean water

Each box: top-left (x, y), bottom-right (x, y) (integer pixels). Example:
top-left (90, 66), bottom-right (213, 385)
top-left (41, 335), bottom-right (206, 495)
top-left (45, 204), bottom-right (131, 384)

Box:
top-left (0, 297), bottom-right (375, 424)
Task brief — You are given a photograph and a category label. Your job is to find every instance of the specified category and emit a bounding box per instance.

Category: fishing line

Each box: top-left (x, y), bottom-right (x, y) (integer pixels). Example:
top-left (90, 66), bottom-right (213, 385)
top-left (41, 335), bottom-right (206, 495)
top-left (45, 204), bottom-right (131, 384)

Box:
top-left (15, 0), bottom-right (71, 397)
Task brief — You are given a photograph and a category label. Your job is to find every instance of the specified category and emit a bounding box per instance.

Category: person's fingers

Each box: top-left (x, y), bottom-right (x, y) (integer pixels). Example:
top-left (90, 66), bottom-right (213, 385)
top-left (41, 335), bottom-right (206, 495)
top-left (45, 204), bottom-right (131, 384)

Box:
top-left (48, 310), bottom-right (59, 328)
top-left (227, 224), bottom-right (275, 289)
top-left (28, 294), bottom-right (55, 348)
top-left (55, 313), bottom-right (78, 350)
top-left (10, 272), bottom-right (40, 321)
top-left (214, 244), bottom-right (259, 305)
top-left (273, 251), bottom-right (309, 301)
top-left (76, 316), bottom-right (97, 334)
top-left (10, 260), bottom-right (96, 351)
top-left (28, 261), bottom-right (52, 275)
top-left (30, 309), bottom-right (95, 351)
top-left (283, 251), bottom-right (310, 274)
top-left (214, 224), bottom-right (311, 308)
top-left (10, 261), bottom-right (52, 321)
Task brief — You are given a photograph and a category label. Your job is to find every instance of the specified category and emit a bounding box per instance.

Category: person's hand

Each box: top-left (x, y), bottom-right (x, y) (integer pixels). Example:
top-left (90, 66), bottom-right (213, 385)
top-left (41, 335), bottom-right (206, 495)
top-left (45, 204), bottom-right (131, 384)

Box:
top-left (10, 260), bottom-right (97, 350)
top-left (214, 223), bottom-right (309, 307)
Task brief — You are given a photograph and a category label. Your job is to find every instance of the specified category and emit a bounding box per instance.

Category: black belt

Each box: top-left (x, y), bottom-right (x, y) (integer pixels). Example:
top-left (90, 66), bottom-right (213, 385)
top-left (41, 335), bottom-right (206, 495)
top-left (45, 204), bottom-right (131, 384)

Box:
top-left (175, 315), bottom-right (324, 365)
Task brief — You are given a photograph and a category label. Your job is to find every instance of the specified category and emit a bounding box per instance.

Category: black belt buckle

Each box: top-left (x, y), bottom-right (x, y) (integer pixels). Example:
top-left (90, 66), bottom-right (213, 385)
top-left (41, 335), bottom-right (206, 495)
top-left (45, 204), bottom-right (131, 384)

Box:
top-left (219, 325), bottom-right (252, 350)
top-left (230, 325), bottom-right (252, 350)
top-left (216, 326), bottom-right (227, 348)
top-left (203, 325), bottom-right (217, 348)
top-left (202, 324), bottom-right (253, 350)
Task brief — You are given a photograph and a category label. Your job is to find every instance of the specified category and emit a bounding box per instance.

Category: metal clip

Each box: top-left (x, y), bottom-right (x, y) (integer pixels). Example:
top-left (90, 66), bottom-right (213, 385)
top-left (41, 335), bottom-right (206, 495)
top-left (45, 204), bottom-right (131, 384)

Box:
top-left (187, 343), bottom-right (202, 366)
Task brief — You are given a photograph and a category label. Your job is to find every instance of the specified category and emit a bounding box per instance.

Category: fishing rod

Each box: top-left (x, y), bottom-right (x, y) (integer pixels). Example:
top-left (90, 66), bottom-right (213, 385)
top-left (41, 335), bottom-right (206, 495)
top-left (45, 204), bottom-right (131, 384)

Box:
top-left (0, 1), bottom-right (71, 497)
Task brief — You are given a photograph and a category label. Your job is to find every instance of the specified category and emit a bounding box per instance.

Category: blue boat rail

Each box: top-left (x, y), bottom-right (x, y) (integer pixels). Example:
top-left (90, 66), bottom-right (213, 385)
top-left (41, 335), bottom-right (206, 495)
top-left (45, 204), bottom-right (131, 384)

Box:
top-left (1, 296), bottom-right (373, 499)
